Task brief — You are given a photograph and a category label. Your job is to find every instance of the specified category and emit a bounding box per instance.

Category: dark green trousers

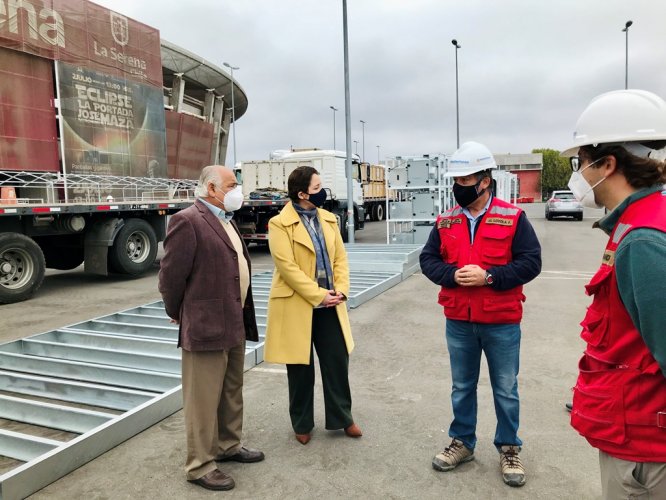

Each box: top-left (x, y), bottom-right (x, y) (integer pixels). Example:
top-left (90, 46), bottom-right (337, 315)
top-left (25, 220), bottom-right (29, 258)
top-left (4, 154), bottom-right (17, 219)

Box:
top-left (286, 308), bottom-right (353, 434)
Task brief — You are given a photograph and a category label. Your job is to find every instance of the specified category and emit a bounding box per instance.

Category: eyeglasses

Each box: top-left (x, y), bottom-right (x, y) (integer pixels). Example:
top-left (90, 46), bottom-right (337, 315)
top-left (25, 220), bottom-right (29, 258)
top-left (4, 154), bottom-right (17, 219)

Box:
top-left (569, 157), bottom-right (581, 172)
top-left (570, 155), bottom-right (605, 172)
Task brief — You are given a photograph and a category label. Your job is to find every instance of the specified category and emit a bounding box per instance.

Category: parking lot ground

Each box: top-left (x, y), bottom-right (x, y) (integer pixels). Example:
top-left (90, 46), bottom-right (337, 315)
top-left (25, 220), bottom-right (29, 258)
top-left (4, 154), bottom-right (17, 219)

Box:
top-left (3, 206), bottom-right (610, 499)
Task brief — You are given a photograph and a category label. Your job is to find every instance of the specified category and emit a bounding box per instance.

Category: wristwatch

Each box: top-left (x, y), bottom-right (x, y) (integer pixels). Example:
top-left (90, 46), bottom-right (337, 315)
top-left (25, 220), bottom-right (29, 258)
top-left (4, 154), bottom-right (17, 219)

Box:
top-left (484, 271), bottom-right (494, 286)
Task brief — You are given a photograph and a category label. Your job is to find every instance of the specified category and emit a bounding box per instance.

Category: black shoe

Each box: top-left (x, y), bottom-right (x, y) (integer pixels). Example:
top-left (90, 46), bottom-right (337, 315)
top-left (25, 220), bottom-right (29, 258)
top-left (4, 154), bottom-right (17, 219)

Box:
top-left (565, 403), bottom-right (573, 412)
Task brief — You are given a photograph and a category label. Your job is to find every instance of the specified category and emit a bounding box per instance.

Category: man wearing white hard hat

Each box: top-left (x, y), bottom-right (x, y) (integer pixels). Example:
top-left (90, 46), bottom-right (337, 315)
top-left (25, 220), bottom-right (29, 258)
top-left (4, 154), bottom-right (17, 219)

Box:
top-left (420, 141), bottom-right (542, 487)
top-left (562, 89), bottom-right (666, 499)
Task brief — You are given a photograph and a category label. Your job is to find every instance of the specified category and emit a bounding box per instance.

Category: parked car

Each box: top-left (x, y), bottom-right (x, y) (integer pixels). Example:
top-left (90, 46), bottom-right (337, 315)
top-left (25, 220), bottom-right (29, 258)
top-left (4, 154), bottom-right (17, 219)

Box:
top-left (545, 190), bottom-right (583, 221)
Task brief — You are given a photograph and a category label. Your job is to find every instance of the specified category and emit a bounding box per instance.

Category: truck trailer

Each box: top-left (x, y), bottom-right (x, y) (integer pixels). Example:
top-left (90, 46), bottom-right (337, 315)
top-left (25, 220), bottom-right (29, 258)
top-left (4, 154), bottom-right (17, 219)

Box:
top-left (0, 0), bottom-right (245, 303)
top-left (234, 150), bottom-right (365, 244)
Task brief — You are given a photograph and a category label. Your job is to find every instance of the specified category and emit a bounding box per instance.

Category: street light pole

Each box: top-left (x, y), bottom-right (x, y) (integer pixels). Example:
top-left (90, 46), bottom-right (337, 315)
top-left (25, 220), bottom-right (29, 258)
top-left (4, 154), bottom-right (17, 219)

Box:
top-left (330, 105), bottom-right (338, 150)
top-left (353, 140), bottom-right (359, 155)
top-left (360, 120), bottom-right (366, 162)
top-left (622, 21), bottom-right (633, 89)
top-left (342, 0), bottom-right (354, 242)
top-left (451, 39), bottom-right (461, 149)
top-left (376, 145), bottom-right (380, 164)
top-left (223, 62), bottom-right (240, 167)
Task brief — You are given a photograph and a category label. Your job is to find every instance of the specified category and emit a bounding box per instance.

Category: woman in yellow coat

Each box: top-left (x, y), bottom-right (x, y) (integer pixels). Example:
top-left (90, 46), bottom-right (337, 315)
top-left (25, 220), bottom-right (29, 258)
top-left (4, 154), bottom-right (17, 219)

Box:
top-left (265, 166), bottom-right (362, 445)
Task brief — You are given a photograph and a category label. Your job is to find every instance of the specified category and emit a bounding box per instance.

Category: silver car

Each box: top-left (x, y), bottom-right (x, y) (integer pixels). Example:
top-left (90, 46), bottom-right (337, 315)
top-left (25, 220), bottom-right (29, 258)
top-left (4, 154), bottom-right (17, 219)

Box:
top-left (545, 190), bottom-right (583, 221)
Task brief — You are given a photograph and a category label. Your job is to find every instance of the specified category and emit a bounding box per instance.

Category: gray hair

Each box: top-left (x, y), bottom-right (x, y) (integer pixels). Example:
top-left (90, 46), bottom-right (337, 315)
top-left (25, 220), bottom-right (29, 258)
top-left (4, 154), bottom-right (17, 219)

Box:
top-left (194, 165), bottom-right (222, 198)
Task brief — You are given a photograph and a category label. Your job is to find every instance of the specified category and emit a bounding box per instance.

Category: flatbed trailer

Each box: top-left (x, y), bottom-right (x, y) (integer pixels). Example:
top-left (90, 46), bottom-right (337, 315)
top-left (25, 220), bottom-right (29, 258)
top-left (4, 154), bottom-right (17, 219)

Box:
top-left (0, 173), bottom-right (196, 304)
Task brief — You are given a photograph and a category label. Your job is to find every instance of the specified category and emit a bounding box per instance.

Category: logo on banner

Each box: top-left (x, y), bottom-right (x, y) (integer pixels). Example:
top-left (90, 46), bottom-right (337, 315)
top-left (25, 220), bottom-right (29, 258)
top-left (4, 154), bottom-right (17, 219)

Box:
top-left (110, 12), bottom-right (129, 46)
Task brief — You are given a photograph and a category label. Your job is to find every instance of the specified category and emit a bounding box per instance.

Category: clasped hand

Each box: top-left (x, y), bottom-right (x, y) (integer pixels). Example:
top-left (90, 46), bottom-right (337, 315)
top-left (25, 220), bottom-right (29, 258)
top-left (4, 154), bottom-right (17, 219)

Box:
top-left (320, 290), bottom-right (345, 307)
top-left (454, 264), bottom-right (486, 287)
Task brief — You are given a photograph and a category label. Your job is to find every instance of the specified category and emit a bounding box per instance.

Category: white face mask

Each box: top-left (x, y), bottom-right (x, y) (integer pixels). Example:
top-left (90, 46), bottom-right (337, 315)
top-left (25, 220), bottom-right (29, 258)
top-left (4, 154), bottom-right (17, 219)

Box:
top-left (216, 186), bottom-right (244, 212)
top-left (567, 157), bottom-right (606, 209)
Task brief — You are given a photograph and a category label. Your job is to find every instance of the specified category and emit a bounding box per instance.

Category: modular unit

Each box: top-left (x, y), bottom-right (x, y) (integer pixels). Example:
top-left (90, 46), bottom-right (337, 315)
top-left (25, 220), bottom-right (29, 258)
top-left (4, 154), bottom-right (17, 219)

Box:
top-left (386, 155), bottom-right (450, 245)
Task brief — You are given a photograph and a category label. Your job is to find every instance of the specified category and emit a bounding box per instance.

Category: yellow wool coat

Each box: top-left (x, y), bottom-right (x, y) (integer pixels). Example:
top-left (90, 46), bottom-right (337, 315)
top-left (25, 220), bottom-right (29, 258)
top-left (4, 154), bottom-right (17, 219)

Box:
top-left (264, 202), bottom-right (354, 364)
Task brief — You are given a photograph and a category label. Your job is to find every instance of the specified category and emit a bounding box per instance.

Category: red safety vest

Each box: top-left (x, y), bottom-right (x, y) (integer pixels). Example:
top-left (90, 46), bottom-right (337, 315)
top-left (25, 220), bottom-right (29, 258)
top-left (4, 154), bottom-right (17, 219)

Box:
top-left (571, 191), bottom-right (666, 461)
top-left (436, 197), bottom-right (525, 324)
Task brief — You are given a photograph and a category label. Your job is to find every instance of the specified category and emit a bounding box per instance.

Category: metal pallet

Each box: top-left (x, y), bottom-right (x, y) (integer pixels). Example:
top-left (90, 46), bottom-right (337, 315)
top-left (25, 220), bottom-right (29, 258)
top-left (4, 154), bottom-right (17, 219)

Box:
top-left (0, 245), bottom-right (422, 499)
top-left (0, 304), bottom-right (185, 500)
top-left (345, 243), bottom-right (423, 279)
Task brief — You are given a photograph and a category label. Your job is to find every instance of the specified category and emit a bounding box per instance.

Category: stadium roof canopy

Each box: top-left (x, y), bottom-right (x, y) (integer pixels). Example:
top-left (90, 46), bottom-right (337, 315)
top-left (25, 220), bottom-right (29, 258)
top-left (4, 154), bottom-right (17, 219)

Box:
top-left (160, 39), bottom-right (248, 120)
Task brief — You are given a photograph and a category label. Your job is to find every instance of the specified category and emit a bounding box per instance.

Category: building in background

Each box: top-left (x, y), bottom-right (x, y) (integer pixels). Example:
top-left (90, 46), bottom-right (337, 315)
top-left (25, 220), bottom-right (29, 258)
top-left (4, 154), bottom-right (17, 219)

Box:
top-left (494, 153), bottom-right (543, 202)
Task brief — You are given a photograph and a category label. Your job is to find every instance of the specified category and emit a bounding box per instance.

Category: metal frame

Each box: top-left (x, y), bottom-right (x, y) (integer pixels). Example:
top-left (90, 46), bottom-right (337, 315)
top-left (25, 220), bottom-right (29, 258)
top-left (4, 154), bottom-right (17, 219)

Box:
top-left (0, 245), bottom-right (421, 499)
top-left (0, 171), bottom-right (198, 206)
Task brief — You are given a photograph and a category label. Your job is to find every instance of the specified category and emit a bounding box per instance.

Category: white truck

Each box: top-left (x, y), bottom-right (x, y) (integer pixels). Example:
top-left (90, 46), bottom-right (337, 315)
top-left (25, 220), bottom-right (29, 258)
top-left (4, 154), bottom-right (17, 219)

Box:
top-left (234, 150), bottom-right (365, 243)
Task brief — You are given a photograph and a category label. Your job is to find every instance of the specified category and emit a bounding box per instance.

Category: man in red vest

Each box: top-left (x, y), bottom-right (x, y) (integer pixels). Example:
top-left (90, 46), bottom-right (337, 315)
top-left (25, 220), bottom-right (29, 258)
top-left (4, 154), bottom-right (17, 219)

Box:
top-left (420, 141), bottom-right (542, 487)
top-left (562, 89), bottom-right (666, 498)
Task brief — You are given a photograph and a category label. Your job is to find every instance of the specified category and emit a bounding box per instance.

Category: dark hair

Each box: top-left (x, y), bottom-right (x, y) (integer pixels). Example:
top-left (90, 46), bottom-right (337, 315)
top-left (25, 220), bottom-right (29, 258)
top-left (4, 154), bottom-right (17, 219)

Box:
top-left (476, 169), bottom-right (493, 181)
top-left (580, 144), bottom-right (666, 189)
top-left (287, 166), bottom-right (319, 202)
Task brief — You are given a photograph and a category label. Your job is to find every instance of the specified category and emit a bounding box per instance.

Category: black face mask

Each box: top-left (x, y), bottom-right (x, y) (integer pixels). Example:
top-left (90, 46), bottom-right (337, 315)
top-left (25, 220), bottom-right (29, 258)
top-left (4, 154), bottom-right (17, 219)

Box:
top-left (452, 179), bottom-right (485, 207)
top-left (307, 188), bottom-right (327, 208)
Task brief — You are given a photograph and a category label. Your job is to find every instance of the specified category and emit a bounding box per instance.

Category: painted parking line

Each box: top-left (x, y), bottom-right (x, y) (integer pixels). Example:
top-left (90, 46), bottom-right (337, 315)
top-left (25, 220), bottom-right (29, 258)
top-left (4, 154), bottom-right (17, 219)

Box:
top-left (538, 270), bottom-right (595, 279)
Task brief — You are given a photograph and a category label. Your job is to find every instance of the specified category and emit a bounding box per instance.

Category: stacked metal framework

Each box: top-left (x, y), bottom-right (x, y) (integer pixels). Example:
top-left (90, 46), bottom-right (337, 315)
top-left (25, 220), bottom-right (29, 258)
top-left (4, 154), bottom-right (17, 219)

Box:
top-left (385, 155), bottom-right (452, 245)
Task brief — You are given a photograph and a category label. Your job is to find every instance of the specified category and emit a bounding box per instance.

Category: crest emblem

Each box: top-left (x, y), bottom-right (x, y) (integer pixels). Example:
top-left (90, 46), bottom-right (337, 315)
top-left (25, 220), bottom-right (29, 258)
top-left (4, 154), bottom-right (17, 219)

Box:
top-left (110, 12), bottom-right (129, 46)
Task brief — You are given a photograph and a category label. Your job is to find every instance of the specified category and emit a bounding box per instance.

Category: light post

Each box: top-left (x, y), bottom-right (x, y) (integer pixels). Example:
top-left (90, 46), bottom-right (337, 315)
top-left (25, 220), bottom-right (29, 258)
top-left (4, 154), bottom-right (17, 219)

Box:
top-left (223, 62), bottom-right (239, 167)
top-left (622, 21), bottom-right (633, 89)
top-left (342, 0), bottom-right (354, 242)
top-left (329, 106), bottom-right (338, 150)
top-left (451, 39), bottom-right (461, 149)
top-left (353, 140), bottom-right (359, 155)
top-left (376, 145), bottom-right (380, 164)
top-left (360, 119), bottom-right (366, 162)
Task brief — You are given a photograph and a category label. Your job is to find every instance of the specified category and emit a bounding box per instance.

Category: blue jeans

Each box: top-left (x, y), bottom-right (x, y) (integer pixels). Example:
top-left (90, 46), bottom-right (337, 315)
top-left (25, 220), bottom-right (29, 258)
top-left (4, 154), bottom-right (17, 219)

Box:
top-left (445, 318), bottom-right (522, 451)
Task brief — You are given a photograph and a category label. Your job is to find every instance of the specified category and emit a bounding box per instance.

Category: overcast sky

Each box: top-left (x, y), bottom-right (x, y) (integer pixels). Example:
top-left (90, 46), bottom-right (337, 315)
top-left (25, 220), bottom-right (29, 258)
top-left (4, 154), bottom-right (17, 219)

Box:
top-left (96, 0), bottom-right (666, 165)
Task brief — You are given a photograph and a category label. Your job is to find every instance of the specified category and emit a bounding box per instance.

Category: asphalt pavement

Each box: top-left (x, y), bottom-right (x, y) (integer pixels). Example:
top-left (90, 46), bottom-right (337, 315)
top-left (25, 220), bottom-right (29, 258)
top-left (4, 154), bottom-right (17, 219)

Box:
top-left (2, 204), bottom-right (610, 499)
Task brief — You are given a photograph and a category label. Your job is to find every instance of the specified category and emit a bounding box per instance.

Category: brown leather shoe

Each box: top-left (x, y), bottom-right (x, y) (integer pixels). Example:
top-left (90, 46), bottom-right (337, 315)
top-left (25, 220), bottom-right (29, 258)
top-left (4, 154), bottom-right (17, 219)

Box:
top-left (295, 433), bottom-right (311, 445)
top-left (188, 469), bottom-right (235, 491)
top-left (344, 423), bottom-right (362, 437)
top-left (217, 446), bottom-right (265, 463)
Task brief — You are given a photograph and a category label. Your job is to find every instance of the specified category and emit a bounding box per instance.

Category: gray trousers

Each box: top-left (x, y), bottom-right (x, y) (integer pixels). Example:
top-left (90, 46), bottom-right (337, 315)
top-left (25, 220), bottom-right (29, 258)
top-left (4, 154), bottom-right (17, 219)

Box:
top-left (599, 450), bottom-right (666, 500)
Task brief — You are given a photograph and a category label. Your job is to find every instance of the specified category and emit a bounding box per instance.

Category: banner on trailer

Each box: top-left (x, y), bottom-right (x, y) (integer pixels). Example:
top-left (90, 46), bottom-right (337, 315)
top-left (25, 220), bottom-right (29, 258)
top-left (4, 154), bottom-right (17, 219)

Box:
top-left (0, 0), bottom-right (162, 88)
top-left (58, 62), bottom-right (167, 179)
top-left (0, 47), bottom-right (59, 172)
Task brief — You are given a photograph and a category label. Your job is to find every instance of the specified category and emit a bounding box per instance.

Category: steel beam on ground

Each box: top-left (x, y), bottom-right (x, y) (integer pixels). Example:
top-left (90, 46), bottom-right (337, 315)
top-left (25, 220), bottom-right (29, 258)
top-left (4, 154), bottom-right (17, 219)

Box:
top-left (65, 320), bottom-right (178, 339)
top-left (0, 429), bottom-right (61, 462)
top-left (0, 352), bottom-right (179, 392)
top-left (0, 394), bottom-right (113, 434)
top-left (1, 340), bottom-right (180, 374)
top-left (32, 330), bottom-right (176, 357)
top-left (0, 386), bottom-right (182, 500)
top-left (0, 370), bottom-right (155, 411)
top-left (63, 324), bottom-right (177, 343)
top-left (103, 313), bottom-right (174, 327)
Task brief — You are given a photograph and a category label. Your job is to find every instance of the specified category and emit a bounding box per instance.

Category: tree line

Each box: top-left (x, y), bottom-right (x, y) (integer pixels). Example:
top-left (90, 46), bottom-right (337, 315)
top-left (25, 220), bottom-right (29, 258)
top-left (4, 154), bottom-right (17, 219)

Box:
top-left (532, 148), bottom-right (571, 200)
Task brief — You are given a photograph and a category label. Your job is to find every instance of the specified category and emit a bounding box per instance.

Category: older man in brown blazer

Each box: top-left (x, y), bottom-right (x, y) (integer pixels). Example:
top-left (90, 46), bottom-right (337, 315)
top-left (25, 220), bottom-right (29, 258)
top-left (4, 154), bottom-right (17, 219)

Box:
top-left (159, 165), bottom-right (264, 491)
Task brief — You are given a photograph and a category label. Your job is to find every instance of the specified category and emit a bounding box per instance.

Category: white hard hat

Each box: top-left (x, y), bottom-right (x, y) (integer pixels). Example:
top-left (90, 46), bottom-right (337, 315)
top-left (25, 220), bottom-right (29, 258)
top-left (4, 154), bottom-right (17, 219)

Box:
top-left (561, 89), bottom-right (666, 157)
top-left (444, 141), bottom-right (497, 177)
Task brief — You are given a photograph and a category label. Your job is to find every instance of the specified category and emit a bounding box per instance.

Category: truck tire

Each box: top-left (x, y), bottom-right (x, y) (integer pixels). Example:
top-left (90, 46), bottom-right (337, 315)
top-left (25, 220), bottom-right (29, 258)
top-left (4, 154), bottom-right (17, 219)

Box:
top-left (108, 219), bottom-right (158, 276)
top-left (42, 244), bottom-right (84, 270)
top-left (375, 203), bottom-right (384, 221)
top-left (0, 233), bottom-right (46, 304)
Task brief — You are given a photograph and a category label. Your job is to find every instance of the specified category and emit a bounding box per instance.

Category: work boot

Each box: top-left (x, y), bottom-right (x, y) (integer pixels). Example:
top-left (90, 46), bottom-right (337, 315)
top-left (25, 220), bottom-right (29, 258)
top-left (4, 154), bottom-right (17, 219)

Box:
top-left (432, 438), bottom-right (474, 471)
top-left (499, 445), bottom-right (526, 487)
